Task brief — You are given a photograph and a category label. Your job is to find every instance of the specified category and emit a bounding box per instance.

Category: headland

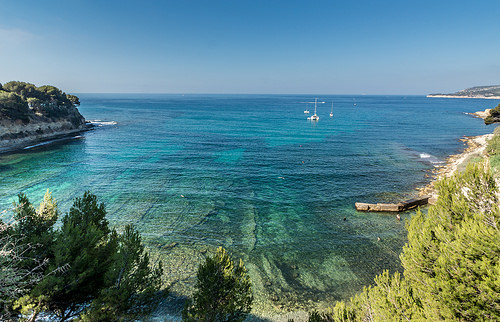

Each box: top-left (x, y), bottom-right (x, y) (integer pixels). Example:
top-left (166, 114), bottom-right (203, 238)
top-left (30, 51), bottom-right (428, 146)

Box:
top-left (427, 85), bottom-right (500, 99)
top-left (0, 81), bottom-right (89, 153)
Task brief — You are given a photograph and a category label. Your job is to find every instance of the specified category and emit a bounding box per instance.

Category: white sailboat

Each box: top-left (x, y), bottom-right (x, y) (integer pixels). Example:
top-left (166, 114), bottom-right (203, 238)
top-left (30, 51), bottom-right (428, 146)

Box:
top-left (307, 98), bottom-right (321, 121)
top-left (304, 104), bottom-right (310, 114)
top-left (330, 102), bottom-right (334, 117)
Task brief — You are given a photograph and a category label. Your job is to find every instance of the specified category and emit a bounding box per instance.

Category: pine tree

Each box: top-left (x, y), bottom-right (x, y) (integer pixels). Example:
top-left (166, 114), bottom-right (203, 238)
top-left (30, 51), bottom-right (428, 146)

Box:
top-left (401, 163), bottom-right (500, 320)
top-left (81, 224), bottom-right (165, 321)
top-left (182, 247), bottom-right (253, 321)
top-left (13, 190), bottom-right (59, 272)
top-left (21, 191), bottom-right (118, 320)
top-left (317, 163), bottom-right (500, 321)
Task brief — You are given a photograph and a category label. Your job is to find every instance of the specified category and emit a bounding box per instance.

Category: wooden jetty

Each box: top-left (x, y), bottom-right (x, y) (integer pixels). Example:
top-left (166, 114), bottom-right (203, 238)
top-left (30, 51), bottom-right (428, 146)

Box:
top-left (355, 196), bottom-right (430, 212)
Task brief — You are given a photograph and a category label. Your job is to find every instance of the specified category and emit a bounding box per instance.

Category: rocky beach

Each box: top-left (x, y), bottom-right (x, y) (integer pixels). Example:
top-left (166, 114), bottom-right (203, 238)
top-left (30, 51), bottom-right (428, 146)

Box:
top-left (0, 118), bottom-right (90, 153)
top-left (419, 108), bottom-right (495, 203)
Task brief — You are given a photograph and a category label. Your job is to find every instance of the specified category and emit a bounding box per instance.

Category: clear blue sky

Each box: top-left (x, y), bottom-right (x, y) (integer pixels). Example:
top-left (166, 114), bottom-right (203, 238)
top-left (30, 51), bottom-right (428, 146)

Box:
top-left (1, 0), bottom-right (499, 94)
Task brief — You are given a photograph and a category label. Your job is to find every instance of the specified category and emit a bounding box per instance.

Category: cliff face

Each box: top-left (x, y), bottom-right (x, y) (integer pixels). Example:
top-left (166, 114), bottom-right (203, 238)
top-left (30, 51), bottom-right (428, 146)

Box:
top-left (0, 114), bottom-right (88, 152)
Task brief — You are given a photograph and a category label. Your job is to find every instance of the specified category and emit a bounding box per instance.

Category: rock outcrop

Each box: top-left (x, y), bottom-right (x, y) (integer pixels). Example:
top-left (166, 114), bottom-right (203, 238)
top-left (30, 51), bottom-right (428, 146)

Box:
top-left (0, 115), bottom-right (89, 153)
top-left (0, 81), bottom-right (89, 153)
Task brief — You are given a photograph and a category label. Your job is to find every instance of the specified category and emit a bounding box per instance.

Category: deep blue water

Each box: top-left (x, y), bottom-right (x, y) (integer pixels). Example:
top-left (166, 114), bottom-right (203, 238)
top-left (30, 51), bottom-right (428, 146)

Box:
top-left (0, 94), bottom-right (497, 314)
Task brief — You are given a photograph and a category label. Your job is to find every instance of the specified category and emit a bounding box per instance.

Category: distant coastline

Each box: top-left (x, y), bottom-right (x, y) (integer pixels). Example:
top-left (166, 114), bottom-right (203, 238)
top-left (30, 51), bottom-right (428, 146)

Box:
top-left (427, 85), bottom-right (500, 99)
top-left (427, 94), bottom-right (500, 99)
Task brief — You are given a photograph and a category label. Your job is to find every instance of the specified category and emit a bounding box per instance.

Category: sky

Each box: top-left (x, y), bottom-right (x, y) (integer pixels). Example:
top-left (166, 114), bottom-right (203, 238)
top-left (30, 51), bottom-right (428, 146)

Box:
top-left (0, 0), bottom-right (499, 94)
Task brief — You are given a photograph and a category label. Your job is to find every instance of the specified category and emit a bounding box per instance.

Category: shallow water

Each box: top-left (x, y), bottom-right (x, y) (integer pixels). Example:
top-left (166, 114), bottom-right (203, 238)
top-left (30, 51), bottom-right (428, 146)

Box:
top-left (0, 94), bottom-right (497, 315)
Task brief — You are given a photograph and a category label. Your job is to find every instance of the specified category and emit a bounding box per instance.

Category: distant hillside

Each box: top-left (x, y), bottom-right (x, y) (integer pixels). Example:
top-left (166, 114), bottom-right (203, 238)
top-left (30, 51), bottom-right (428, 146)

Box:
top-left (428, 85), bottom-right (500, 99)
top-left (0, 81), bottom-right (88, 152)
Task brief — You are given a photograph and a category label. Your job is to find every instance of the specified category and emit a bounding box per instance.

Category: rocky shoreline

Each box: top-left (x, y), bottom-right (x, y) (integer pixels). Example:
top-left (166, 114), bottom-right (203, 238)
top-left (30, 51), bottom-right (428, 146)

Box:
top-left (418, 108), bottom-right (494, 203)
top-left (0, 119), bottom-right (92, 154)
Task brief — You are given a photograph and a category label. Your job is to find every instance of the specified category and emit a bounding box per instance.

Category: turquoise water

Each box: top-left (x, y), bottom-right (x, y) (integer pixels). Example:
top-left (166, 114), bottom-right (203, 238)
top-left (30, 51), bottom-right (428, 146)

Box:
top-left (0, 95), bottom-right (497, 315)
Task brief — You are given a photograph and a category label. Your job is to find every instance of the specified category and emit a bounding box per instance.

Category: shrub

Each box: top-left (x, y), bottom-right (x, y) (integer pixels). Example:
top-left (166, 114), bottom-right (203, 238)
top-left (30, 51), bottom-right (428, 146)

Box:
top-left (182, 247), bottom-right (253, 322)
top-left (316, 163), bottom-right (500, 321)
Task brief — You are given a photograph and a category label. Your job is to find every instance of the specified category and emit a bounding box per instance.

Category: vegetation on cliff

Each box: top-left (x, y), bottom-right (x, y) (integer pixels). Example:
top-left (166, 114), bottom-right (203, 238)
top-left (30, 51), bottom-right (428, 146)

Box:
top-left (0, 81), bottom-right (83, 126)
top-left (484, 103), bottom-right (500, 125)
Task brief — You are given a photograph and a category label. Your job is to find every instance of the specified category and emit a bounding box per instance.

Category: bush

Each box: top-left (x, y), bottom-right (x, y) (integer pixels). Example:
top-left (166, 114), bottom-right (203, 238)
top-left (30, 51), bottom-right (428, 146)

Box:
top-left (485, 104), bottom-right (500, 124)
top-left (0, 81), bottom-right (81, 122)
top-left (11, 191), bottom-right (165, 321)
top-left (0, 91), bottom-right (30, 122)
top-left (182, 247), bottom-right (253, 321)
top-left (317, 163), bottom-right (500, 321)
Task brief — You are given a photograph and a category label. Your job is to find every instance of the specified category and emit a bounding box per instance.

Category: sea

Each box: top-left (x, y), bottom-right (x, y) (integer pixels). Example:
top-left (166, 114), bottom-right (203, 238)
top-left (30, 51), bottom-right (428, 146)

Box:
top-left (0, 94), bottom-right (497, 317)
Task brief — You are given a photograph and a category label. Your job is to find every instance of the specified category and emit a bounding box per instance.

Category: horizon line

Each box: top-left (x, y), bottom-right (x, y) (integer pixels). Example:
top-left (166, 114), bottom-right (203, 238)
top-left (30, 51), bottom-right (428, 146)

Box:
top-left (72, 92), bottom-right (429, 96)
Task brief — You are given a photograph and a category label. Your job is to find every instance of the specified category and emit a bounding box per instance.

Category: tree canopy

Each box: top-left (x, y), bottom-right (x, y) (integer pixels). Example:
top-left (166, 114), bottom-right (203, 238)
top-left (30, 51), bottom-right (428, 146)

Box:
top-left (0, 81), bottom-right (81, 122)
top-left (485, 103), bottom-right (500, 124)
top-left (0, 191), bottom-right (166, 321)
top-left (314, 163), bottom-right (500, 321)
top-left (183, 246), bottom-right (253, 322)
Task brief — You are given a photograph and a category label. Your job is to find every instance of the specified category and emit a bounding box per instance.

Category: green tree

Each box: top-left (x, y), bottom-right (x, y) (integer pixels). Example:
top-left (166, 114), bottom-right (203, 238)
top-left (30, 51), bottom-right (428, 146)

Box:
top-left (20, 191), bottom-right (118, 320)
top-left (1, 190), bottom-right (58, 319)
top-left (81, 224), bottom-right (165, 321)
top-left (182, 247), bottom-right (253, 322)
top-left (14, 191), bottom-right (167, 321)
top-left (2, 81), bottom-right (37, 99)
top-left (0, 91), bottom-right (30, 122)
top-left (66, 94), bottom-right (80, 106)
top-left (13, 190), bottom-right (59, 272)
top-left (485, 104), bottom-right (500, 124)
top-left (401, 163), bottom-right (500, 320)
top-left (315, 163), bottom-right (500, 321)
top-left (0, 216), bottom-right (43, 320)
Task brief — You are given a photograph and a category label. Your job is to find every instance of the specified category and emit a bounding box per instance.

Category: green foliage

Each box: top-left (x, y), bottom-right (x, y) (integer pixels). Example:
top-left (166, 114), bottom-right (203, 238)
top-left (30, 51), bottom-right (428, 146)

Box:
top-left (401, 162), bottom-right (500, 321)
top-left (0, 80), bottom-right (81, 121)
top-left (485, 104), bottom-right (500, 124)
top-left (486, 126), bottom-right (500, 173)
top-left (490, 154), bottom-right (500, 173)
top-left (2, 81), bottom-right (38, 98)
top-left (11, 191), bottom-right (165, 321)
top-left (66, 94), bottom-right (80, 106)
top-left (319, 163), bottom-right (500, 321)
top-left (0, 90), bottom-right (30, 122)
top-left (0, 217), bottom-right (42, 320)
top-left (308, 310), bottom-right (335, 321)
top-left (81, 224), bottom-right (165, 321)
top-left (24, 191), bottom-right (118, 320)
top-left (183, 247), bottom-right (253, 322)
top-left (1, 190), bottom-right (60, 319)
top-left (13, 190), bottom-right (59, 271)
